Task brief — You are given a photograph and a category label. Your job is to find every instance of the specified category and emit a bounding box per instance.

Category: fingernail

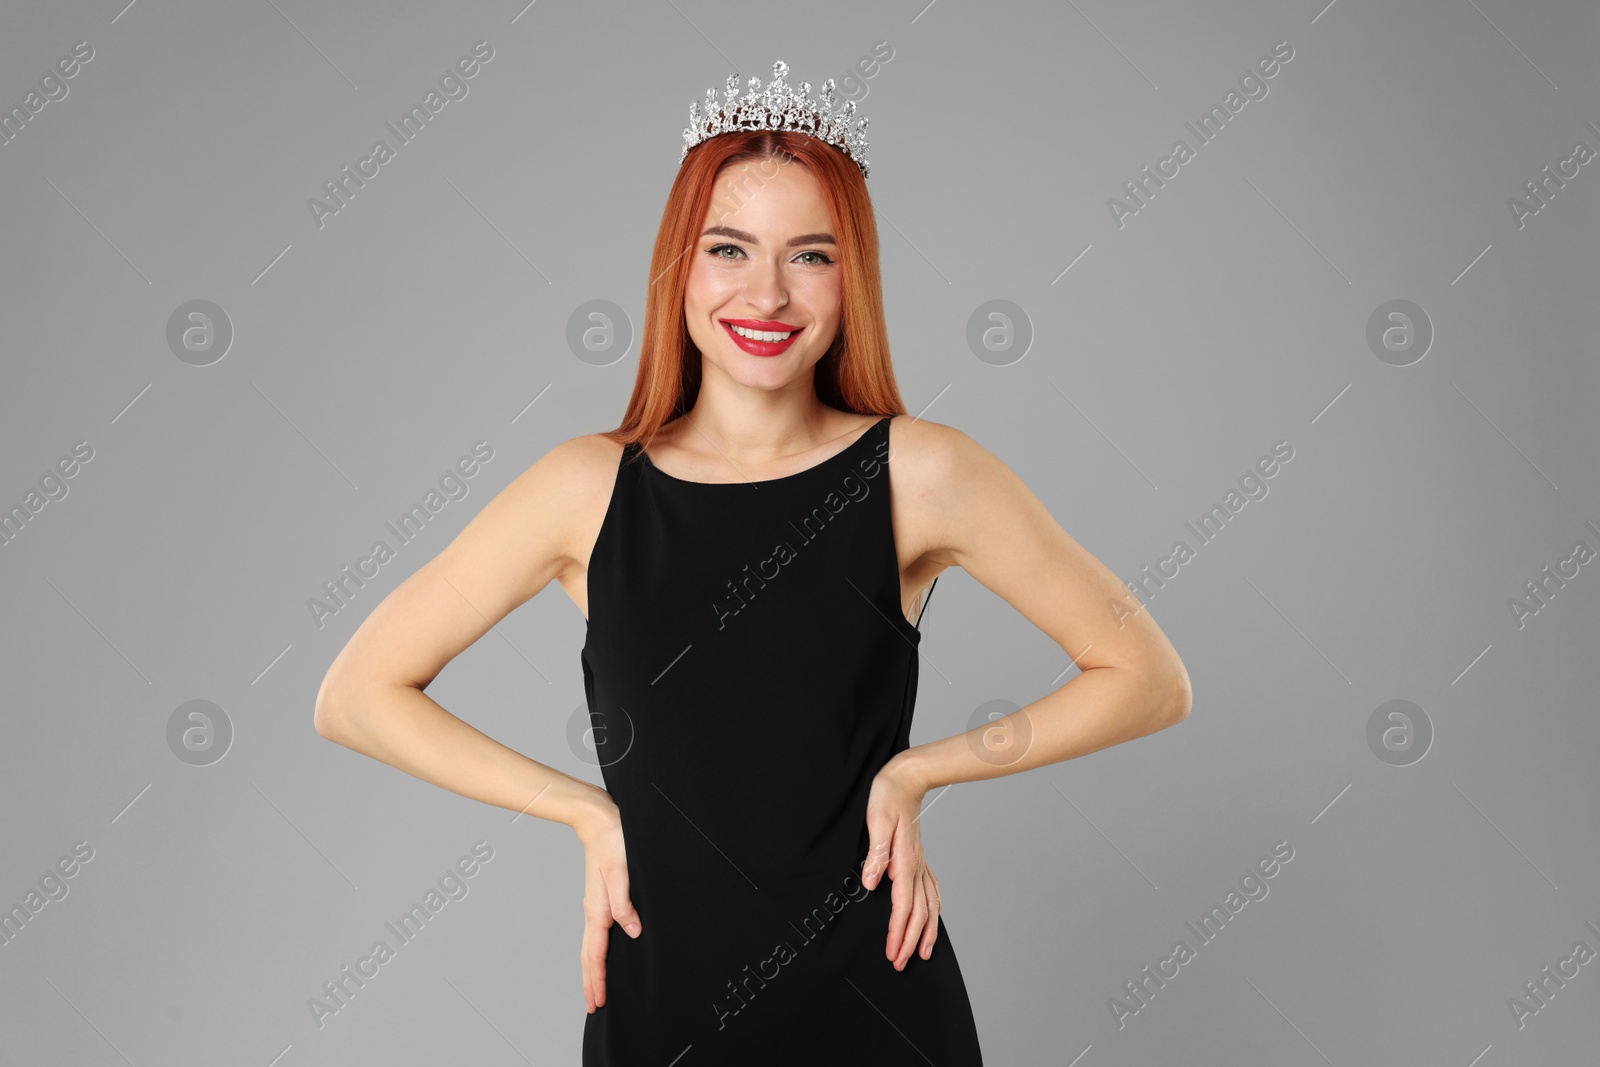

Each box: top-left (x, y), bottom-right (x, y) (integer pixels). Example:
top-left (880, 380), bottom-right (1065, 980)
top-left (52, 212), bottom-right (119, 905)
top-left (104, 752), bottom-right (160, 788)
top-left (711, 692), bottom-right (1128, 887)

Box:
top-left (625, 922), bottom-right (641, 937)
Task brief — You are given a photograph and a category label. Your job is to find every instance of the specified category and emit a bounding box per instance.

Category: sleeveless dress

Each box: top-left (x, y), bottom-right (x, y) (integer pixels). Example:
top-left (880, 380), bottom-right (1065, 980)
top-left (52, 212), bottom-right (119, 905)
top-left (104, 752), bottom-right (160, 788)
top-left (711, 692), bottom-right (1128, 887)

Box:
top-left (581, 414), bottom-right (984, 1065)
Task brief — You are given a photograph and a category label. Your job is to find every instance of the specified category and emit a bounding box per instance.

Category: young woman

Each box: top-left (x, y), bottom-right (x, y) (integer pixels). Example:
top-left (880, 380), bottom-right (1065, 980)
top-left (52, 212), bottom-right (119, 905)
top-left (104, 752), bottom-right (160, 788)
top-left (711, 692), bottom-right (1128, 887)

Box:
top-left (314, 61), bottom-right (1191, 1065)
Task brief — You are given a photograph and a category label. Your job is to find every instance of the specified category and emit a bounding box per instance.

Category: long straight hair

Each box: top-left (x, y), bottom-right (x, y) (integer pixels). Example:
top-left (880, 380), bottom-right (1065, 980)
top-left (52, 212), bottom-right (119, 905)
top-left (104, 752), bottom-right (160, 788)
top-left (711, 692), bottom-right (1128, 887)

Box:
top-left (603, 129), bottom-right (910, 450)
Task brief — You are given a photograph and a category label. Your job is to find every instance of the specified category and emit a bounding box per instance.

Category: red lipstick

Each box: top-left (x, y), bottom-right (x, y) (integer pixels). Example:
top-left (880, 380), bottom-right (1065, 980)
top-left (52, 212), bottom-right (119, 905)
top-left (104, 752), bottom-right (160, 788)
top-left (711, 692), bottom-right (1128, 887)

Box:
top-left (720, 318), bottom-right (803, 357)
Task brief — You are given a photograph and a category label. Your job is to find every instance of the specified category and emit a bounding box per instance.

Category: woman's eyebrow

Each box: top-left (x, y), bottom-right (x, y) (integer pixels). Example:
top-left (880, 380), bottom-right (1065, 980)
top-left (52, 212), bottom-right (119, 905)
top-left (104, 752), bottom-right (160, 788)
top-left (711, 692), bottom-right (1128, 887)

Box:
top-left (701, 225), bottom-right (837, 247)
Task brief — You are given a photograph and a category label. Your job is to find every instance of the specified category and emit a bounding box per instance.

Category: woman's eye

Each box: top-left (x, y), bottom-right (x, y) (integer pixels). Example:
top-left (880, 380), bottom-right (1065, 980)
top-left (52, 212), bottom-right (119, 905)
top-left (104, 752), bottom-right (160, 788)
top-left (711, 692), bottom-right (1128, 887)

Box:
top-left (704, 244), bottom-right (833, 266)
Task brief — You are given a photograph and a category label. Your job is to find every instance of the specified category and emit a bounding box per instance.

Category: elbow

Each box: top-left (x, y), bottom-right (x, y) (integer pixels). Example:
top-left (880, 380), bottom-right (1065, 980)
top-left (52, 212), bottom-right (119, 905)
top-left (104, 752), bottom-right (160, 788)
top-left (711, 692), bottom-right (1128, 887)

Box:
top-left (1160, 668), bottom-right (1192, 726)
top-left (313, 672), bottom-right (357, 741)
top-left (1132, 662), bottom-right (1191, 734)
top-left (315, 673), bottom-right (415, 741)
top-left (313, 693), bottom-right (344, 742)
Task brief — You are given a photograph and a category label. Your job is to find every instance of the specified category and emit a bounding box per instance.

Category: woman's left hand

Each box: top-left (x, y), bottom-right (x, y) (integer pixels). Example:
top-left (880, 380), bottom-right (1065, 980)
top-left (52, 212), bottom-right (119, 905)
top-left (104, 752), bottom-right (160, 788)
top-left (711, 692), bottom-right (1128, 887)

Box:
top-left (861, 756), bottom-right (940, 970)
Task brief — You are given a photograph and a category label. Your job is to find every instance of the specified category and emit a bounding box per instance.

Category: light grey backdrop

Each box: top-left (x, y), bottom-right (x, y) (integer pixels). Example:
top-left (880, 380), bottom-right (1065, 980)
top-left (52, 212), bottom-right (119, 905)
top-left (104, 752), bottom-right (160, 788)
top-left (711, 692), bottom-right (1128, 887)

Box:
top-left (3, 0), bottom-right (1597, 1064)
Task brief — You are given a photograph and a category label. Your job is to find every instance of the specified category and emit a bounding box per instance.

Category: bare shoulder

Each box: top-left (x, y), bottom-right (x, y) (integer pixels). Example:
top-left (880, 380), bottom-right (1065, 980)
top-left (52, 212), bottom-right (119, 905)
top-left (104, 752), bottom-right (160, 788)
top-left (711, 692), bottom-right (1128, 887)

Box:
top-left (886, 414), bottom-right (1043, 570)
top-left (886, 413), bottom-right (980, 479)
top-left (513, 430), bottom-right (624, 566)
top-left (552, 431), bottom-right (628, 566)
top-left (444, 430), bottom-right (625, 603)
top-left (885, 414), bottom-right (978, 573)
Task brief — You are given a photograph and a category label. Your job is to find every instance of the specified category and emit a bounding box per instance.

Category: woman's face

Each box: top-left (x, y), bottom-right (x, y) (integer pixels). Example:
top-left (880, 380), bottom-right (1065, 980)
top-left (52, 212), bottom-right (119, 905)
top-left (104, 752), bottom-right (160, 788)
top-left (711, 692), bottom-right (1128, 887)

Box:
top-left (682, 157), bottom-right (843, 393)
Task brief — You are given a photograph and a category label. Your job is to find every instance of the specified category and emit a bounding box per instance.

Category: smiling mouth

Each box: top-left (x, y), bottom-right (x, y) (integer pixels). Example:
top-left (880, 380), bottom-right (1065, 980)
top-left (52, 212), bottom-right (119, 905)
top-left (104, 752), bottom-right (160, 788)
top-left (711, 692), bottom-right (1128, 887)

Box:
top-left (724, 322), bottom-right (800, 341)
top-left (720, 320), bottom-right (804, 356)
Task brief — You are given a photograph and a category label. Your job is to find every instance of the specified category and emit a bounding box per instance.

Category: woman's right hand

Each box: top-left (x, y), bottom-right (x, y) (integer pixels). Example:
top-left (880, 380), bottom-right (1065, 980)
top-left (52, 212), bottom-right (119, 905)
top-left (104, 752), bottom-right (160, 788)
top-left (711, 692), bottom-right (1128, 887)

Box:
top-left (575, 796), bottom-right (642, 1014)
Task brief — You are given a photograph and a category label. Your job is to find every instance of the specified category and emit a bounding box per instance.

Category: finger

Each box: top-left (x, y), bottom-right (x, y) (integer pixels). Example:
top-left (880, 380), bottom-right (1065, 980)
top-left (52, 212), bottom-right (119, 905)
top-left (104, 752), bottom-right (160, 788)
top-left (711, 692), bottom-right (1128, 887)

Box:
top-left (595, 851), bottom-right (643, 934)
top-left (894, 874), bottom-right (929, 970)
top-left (918, 871), bottom-right (941, 960)
top-left (582, 947), bottom-right (592, 1013)
top-left (861, 831), bottom-right (890, 891)
top-left (588, 922), bottom-right (609, 1008)
top-left (582, 934), bottom-right (597, 1013)
top-left (882, 818), bottom-right (918, 957)
top-left (884, 855), bottom-right (912, 961)
top-left (605, 864), bottom-right (643, 939)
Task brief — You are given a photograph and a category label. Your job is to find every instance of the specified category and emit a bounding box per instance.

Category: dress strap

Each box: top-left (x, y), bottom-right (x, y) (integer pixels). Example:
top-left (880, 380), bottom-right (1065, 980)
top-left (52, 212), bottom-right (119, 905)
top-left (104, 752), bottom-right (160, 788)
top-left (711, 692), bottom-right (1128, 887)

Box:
top-left (914, 575), bottom-right (939, 630)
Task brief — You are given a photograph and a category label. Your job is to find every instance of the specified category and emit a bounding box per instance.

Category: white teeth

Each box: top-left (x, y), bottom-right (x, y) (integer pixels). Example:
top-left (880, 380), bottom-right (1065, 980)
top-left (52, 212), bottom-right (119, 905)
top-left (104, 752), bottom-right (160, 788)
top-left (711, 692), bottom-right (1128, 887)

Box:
top-left (729, 324), bottom-right (793, 342)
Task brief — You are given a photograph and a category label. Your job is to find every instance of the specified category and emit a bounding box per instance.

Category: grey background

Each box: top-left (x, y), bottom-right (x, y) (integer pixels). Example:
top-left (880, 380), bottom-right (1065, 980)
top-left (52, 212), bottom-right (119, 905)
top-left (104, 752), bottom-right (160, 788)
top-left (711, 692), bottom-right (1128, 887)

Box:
top-left (2, 0), bottom-right (1597, 1064)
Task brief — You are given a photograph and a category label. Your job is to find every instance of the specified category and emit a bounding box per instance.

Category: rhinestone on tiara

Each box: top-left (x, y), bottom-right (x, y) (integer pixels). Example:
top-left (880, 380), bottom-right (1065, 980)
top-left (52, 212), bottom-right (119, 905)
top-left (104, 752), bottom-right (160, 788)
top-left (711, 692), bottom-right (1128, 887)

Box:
top-left (679, 59), bottom-right (872, 180)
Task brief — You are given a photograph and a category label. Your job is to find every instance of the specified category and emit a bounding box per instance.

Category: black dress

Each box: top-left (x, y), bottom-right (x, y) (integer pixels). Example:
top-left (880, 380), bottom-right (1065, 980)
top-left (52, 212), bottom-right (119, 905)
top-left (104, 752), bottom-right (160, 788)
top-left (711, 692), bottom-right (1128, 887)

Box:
top-left (581, 414), bottom-right (984, 1065)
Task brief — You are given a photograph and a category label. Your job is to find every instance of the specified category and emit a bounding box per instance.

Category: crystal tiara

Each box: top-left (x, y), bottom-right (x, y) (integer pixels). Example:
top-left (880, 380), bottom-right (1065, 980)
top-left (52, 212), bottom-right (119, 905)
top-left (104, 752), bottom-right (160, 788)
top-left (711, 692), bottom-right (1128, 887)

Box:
top-left (679, 59), bottom-right (872, 180)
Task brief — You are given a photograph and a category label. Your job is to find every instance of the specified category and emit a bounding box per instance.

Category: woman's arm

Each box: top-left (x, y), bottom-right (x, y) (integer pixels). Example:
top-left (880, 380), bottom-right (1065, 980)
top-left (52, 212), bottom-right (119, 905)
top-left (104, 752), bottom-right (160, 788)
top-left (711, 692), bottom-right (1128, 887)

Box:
top-left (888, 420), bottom-right (1193, 795)
top-left (314, 433), bottom-right (645, 1013)
top-left (311, 433), bottom-right (616, 836)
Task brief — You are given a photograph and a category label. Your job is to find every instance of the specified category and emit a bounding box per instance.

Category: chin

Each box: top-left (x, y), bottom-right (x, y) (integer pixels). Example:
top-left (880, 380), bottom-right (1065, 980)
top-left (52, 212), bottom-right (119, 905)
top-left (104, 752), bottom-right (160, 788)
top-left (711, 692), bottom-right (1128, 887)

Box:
top-left (721, 361), bottom-right (798, 389)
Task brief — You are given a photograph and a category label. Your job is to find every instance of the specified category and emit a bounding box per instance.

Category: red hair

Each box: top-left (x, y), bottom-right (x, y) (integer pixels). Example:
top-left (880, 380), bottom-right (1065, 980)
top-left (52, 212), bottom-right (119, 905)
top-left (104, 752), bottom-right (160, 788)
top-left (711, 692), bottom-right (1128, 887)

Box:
top-left (602, 130), bottom-right (910, 448)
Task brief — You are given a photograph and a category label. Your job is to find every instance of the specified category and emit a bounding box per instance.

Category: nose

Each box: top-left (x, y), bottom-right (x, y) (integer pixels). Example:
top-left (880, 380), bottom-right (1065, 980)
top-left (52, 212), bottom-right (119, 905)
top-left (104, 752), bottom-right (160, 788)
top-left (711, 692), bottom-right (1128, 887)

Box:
top-left (742, 262), bottom-right (788, 317)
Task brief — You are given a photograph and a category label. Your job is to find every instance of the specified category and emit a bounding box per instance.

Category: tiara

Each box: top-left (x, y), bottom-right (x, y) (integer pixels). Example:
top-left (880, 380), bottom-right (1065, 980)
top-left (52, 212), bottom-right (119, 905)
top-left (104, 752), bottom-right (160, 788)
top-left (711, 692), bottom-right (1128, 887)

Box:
top-left (680, 59), bottom-right (872, 180)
